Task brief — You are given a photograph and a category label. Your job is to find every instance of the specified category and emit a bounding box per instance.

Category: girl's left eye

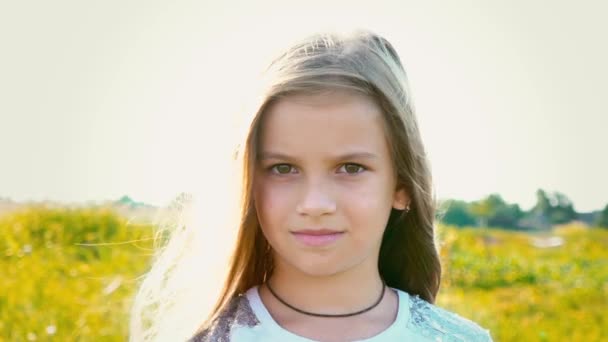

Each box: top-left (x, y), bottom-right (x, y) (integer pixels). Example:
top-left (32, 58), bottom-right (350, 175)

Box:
top-left (338, 163), bottom-right (366, 174)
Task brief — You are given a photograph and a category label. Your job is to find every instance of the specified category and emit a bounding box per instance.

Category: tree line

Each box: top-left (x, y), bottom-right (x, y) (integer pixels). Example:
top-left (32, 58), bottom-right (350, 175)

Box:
top-left (439, 189), bottom-right (608, 230)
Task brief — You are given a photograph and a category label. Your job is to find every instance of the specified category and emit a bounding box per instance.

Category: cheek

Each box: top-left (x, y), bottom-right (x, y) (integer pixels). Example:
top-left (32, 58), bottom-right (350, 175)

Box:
top-left (254, 180), bottom-right (292, 229)
top-left (340, 179), bottom-right (394, 233)
top-left (343, 177), bottom-right (393, 211)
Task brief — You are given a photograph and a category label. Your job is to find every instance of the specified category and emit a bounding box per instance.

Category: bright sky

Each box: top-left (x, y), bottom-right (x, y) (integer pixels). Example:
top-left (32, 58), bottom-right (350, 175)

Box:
top-left (1, 0), bottom-right (606, 212)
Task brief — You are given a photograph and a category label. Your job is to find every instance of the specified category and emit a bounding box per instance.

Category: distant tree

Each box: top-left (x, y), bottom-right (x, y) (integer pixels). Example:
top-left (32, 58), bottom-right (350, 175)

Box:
top-left (469, 194), bottom-right (504, 228)
top-left (531, 189), bottom-right (577, 226)
top-left (117, 195), bottom-right (134, 206)
top-left (595, 204), bottom-right (608, 228)
top-left (532, 189), bottom-right (551, 215)
top-left (440, 200), bottom-right (476, 227)
top-left (548, 192), bottom-right (577, 224)
top-left (116, 195), bottom-right (149, 208)
top-left (488, 202), bottom-right (524, 228)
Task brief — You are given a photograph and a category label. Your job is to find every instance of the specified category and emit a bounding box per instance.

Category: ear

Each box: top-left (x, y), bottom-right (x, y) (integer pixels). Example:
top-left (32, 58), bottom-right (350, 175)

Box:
top-left (392, 187), bottom-right (409, 210)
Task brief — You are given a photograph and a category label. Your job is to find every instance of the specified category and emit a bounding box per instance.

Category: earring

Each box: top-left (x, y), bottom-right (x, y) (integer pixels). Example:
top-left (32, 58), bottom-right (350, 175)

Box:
top-left (404, 204), bottom-right (411, 214)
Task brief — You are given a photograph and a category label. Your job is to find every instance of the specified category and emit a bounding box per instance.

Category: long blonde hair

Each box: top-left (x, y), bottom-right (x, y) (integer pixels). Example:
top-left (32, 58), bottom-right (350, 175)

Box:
top-left (130, 29), bottom-right (440, 342)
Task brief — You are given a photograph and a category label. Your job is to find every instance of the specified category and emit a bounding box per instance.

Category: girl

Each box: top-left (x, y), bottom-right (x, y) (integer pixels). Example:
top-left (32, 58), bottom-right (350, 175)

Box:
top-left (130, 29), bottom-right (493, 342)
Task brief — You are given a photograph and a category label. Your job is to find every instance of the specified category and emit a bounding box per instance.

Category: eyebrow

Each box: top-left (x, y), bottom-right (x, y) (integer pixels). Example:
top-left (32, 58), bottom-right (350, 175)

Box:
top-left (258, 151), bottom-right (379, 162)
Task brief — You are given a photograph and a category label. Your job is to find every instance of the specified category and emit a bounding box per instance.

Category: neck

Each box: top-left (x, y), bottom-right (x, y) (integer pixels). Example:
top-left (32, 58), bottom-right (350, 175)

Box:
top-left (264, 256), bottom-right (384, 315)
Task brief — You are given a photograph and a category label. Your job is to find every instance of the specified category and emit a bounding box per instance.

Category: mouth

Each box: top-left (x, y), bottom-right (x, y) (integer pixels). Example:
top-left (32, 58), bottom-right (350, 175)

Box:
top-left (290, 229), bottom-right (345, 247)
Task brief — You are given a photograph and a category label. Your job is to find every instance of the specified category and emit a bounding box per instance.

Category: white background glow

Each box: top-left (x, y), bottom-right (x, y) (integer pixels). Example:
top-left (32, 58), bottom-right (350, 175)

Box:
top-left (1, 0), bottom-right (606, 211)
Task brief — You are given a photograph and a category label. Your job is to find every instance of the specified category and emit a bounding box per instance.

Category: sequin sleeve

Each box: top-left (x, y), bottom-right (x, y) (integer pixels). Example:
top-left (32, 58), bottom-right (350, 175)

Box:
top-left (406, 294), bottom-right (493, 342)
top-left (187, 295), bottom-right (260, 342)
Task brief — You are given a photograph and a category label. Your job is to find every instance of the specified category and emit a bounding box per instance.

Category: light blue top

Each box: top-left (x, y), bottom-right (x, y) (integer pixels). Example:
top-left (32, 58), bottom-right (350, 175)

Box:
top-left (189, 286), bottom-right (493, 342)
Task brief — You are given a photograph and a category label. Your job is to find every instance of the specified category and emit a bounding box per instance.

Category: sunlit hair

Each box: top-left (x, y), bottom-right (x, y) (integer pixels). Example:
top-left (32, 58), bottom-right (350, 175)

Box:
top-left (129, 28), bottom-right (440, 342)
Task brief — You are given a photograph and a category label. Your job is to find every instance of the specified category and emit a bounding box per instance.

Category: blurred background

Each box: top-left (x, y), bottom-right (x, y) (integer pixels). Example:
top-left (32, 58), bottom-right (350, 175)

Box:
top-left (1, 0), bottom-right (606, 341)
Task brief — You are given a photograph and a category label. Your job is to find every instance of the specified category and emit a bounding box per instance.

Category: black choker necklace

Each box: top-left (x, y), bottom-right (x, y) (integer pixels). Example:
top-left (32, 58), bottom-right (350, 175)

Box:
top-left (265, 280), bottom-right (386, 318)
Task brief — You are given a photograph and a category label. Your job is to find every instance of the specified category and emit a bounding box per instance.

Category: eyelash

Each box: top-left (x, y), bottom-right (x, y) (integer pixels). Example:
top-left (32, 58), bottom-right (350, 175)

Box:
top-left (267, 163), bottom-right (367, 176)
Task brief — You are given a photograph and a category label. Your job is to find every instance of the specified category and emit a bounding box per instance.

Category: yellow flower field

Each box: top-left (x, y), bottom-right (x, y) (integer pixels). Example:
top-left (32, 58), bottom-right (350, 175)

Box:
top-left (1, 206), bottom-right (606, 341)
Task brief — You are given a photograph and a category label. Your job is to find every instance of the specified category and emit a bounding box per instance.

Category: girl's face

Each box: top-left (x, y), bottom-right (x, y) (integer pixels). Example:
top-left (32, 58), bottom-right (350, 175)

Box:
top-left (253, 91), bottom-right (408, 277)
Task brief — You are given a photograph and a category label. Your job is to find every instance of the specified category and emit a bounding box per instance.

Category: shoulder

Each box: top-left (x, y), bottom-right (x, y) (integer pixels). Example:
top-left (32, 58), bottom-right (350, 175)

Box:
top-left (187, 294), bottom-right (260, 342)
top-left (403, 292), bottom-right (493, 342)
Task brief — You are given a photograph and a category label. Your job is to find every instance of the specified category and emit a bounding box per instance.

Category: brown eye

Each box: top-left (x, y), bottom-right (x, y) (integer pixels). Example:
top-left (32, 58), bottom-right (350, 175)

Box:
top-left (271, 164), bottom-right (294, 174)
top-left (340, 163), bottom-right (365, 174)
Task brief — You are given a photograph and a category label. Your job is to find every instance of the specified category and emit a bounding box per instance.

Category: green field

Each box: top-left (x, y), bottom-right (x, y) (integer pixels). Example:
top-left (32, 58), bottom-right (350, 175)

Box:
top-left (1, 206), bottom-right (606, 341)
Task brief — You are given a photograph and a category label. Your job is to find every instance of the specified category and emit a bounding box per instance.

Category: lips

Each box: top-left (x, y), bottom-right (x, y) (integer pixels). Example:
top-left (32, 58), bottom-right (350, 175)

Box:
top-left (292, 228), bottom-right (344, 235)
top-left (291, 229), bottom-right (345, 246)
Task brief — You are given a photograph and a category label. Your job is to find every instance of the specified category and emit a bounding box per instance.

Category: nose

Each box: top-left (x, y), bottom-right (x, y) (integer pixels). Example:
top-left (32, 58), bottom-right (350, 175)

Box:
top-left (295, 179), bottom-right (336, 217)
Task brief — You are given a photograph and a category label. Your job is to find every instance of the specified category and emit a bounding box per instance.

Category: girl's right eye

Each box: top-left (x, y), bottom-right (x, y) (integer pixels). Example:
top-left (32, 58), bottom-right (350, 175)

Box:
top-left (269, 164), bottom-right (296, 175)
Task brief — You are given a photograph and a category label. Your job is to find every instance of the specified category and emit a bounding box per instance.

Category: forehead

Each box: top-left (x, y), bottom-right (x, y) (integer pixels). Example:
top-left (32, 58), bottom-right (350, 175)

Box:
top-left (258, 91), bottom-right (390, 160)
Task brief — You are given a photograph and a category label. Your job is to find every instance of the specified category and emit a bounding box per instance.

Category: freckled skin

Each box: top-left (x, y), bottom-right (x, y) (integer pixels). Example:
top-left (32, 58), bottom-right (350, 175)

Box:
top-left (253, 91), bottom-right (408, 278)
